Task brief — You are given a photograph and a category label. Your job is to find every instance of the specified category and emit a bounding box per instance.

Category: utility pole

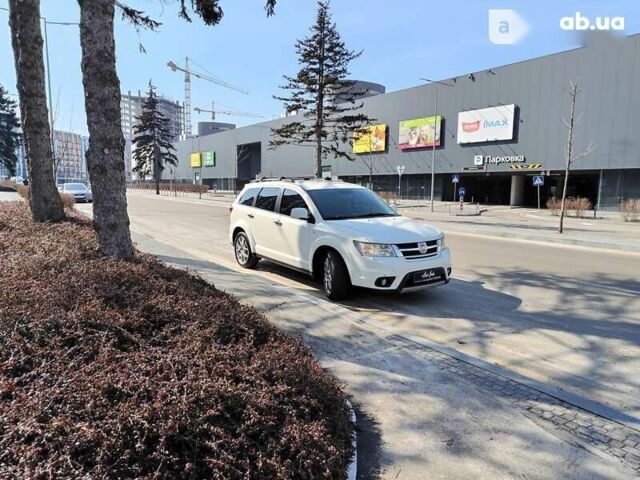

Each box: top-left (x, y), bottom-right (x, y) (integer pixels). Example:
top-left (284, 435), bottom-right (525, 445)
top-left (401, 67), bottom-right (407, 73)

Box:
top-left (419, 78), bottom-right (455, 212)
top-left (430, 88), bottom-right (438, 212)
top-left (42, 19), bottom-right (55, 180)
top-left (397, 165), bottom-right (405, 200)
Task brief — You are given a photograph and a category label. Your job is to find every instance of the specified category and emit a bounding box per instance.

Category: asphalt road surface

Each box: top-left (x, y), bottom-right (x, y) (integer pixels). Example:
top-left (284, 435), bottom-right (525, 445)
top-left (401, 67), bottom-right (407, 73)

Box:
top-left (84, 193), bottom-right (640, 421)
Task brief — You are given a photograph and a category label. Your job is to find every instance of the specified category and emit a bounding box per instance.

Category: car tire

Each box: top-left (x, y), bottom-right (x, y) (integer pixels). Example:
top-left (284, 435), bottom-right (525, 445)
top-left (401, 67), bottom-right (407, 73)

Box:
top-left (234, 231), bottom-right (258, 269)
top-left (322, 250), bottom-right (349, 300)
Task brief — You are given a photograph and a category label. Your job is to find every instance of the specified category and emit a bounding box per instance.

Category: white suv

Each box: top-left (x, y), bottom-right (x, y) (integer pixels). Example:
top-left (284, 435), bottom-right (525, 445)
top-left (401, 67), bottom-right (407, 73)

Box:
top-left (229, 179), bottom-right (451, 300)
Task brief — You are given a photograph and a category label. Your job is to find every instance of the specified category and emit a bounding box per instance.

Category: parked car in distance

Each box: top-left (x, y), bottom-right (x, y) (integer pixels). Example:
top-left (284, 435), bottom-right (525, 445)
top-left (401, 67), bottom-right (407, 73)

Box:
top-left (229, 178), bottom-right (452, 300)
top-left (59, 183), bottom-right (93, 203)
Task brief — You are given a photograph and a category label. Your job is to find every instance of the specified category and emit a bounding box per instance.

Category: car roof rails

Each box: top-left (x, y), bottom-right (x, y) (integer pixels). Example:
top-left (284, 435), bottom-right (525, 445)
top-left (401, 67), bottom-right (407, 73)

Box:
top-left (251, 176), bottom-right (317, 183)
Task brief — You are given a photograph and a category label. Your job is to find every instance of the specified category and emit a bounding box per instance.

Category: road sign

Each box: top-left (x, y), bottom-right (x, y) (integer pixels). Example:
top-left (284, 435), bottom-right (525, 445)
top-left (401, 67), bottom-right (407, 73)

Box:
top-left (452, 175), bottom-right (459, 184)
top-left (458, 187), bottom-right (466, 198)
top-left (533, 175), bottom-right (544, 187)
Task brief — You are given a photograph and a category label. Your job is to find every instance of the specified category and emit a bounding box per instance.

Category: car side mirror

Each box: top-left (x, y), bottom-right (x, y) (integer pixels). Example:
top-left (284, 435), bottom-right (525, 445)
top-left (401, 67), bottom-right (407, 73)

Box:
top-left (291, 207), bottom-right (310, 221)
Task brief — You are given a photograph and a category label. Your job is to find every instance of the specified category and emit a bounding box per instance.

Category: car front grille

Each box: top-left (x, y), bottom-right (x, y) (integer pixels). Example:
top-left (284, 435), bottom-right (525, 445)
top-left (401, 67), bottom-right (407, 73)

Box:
top-left (396, 240), bottom-right (438, 259)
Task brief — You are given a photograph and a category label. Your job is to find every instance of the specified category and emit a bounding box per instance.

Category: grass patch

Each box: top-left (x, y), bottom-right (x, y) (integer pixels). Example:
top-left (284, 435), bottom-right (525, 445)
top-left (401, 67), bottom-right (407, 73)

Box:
top-left (0, 202), bottom-right (352, 479)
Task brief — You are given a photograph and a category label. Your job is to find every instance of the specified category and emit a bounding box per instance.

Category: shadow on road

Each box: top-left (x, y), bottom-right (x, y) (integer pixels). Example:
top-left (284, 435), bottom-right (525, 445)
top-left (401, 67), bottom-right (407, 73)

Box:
top-left (152, 250), bottom-right (637, 479)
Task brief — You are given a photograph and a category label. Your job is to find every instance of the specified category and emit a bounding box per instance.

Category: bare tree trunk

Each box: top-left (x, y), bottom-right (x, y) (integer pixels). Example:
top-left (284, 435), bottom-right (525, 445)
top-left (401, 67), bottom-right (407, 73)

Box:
top-left (9, 0), bottom-right (64, 222)
top-left (559, 81), bottom-right (577, 234)
top-left (78, 0), bottom-right (134, 259)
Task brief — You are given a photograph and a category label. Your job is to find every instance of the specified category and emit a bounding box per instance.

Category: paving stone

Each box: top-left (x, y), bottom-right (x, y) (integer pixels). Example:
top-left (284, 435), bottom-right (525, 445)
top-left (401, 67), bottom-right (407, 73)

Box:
top-left (399, 332), bottom-right (640, 475)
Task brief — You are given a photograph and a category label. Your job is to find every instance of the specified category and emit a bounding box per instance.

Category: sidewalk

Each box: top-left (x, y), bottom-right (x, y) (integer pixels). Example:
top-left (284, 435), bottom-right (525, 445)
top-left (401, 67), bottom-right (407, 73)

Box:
top-left (397, 203), bottom-right (640, 254)
top-left (131, 232), bottom-right (639, 479)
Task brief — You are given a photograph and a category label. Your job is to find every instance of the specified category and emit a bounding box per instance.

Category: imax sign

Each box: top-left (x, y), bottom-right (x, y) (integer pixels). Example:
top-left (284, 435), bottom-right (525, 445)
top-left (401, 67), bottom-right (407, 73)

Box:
top-left (457, 105), bottom-right (515, 144)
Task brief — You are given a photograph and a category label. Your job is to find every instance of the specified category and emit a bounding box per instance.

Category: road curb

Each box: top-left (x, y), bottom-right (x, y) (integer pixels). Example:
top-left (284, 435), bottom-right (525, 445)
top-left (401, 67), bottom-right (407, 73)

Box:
top-left (346, 400), bottom-right (357, 480)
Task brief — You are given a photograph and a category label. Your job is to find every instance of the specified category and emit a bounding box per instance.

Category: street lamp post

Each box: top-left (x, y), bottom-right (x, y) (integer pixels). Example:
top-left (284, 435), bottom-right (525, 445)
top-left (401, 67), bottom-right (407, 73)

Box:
top-left (419, 78), bottom-right (455, 212)
top-left (44, 19), bottom-right (79, 183)
top-left (396, 165), bottom-right (405, 201)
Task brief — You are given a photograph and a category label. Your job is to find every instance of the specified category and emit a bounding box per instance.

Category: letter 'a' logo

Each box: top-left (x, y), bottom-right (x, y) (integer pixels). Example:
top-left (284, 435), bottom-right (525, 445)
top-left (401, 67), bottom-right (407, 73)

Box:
top-left (489, 9), bottom-right (529, 45)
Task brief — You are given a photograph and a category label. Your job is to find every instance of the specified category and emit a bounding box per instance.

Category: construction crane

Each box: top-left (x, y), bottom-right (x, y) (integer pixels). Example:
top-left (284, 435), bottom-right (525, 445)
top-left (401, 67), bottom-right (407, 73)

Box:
top-left (194, 102), bottom-right (264, 121)
top-left (167, 57), bottom-right (249, 139)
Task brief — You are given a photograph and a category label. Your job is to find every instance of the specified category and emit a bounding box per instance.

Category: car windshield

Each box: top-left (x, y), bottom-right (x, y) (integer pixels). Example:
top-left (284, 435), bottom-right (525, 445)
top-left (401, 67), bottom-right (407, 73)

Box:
top-left (64, 183), bottom-right (87, 191)
top-left (307, 188), bottom-right (398, 220)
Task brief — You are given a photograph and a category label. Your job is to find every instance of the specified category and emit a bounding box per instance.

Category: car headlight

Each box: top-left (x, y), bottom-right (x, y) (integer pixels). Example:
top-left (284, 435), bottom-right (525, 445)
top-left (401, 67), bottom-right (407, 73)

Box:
top-left (353, 240), bottom-right (397, 257)
top-left (437, 235), bottom-right (446, 250)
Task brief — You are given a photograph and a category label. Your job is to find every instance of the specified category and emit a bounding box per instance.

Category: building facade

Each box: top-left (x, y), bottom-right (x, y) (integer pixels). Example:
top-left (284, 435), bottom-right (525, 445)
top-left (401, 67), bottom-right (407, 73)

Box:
top-left (169, 35), bottom-right (640, 208)
top-left (53, 130), bottom-right (89, 183)
top-left (121, 90), bottom-right (184, 180)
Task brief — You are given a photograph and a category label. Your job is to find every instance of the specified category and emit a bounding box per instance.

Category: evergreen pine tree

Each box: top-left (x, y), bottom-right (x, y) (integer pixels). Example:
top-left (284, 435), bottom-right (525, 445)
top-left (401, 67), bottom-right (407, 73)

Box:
top-left (0, 85), bottom-right (21, 177)
top-left (270, 0), bottom-right (372, 178)
top-left (132, 81), bottom-right (178, 195)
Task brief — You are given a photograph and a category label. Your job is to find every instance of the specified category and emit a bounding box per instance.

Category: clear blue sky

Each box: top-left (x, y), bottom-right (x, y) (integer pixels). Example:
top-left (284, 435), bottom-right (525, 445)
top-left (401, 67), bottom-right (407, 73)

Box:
top-left (1, 0), bottom-right (639, 135)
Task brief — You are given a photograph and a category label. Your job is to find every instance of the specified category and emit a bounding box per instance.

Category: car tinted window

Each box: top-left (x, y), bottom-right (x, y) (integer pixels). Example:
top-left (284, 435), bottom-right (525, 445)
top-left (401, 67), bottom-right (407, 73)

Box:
top-left (279, 189), bottom-right (308, 216)
top-left (307, 188), bottom-right (398, 220)
top-left (64, 183), bottom-right (86, 191)
top-left (255, 187), bottom-right (280, 211)
top-left (238, 188), bottom-right (259, 206)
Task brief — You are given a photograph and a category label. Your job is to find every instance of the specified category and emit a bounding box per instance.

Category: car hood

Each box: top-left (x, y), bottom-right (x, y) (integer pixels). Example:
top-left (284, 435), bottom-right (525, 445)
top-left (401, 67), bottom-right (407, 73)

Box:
top-left (327, 215), bottom-right (442, 243)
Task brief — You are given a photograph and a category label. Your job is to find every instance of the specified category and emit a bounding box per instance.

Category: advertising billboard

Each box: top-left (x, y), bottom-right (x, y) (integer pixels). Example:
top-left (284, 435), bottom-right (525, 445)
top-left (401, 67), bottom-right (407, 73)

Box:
top-left (353, 124), bottom-right (387, 154)
top-left (457, 104), bottom-right (515, 144)
top-left (190, 152), bottom-right (202, 168)
top-left (398, 116), bottom-right (441, 150)
top-left (203, 150), bottom-right (216, 167)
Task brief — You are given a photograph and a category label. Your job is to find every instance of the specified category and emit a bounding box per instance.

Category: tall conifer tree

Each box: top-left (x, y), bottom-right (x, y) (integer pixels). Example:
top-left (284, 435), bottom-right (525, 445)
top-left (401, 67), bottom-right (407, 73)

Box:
top-left (270, 1), bottom-right (373, 178)
top-left (132, 82), bottom-right (178, 195)
top-left (0, 85), bottom-right (21, 177)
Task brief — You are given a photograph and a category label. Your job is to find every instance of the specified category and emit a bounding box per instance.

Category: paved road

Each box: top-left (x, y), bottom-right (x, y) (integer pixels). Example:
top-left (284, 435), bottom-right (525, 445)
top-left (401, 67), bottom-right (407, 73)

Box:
top-left (109, 192), bottom-right (640, 421)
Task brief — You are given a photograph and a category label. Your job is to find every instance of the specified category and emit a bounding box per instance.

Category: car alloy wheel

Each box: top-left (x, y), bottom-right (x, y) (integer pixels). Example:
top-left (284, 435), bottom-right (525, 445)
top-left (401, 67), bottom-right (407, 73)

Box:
top-left (234, 232), bottom-right (258, 269)
top-left (323, 255), bottom-right (333, 295)
top-left (235, 234), bottom-right (250, 265)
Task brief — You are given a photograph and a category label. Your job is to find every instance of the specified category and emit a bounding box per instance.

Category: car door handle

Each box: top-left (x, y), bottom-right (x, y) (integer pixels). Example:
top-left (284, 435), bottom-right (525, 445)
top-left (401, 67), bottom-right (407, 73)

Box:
top-left (247, 213), bottom-right (254, 219)
top-left (274, 220), bottom-right (283, 226)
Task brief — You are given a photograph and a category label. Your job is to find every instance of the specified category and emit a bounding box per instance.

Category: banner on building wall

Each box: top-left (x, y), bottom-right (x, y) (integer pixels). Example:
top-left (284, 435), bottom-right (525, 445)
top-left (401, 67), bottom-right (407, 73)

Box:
top-left (398, 116), bottom-right (441, 150)
top-left (457, 104), bottom-right (515, 144)
top-left (353, 124), bottom-right (387, 154)
top-left (203, 150), bottom-right (216, 167)
top-left (190, 152), bottom-right (202, 168)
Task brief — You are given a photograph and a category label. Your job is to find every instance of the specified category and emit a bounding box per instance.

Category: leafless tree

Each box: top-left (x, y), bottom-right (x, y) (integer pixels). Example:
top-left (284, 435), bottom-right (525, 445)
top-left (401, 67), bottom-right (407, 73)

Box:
top-left (559, 78), bottom-right (595, 234)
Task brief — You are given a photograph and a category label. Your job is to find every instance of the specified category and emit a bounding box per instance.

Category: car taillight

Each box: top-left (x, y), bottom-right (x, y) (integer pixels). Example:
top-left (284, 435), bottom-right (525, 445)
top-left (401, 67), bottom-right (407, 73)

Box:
top-left (228, 205), bottom-right (233, 214)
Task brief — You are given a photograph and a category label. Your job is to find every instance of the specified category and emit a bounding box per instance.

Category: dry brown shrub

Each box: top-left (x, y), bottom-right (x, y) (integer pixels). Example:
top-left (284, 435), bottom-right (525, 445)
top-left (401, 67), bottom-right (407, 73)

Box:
top-left (572, 197), bottom-right (592, 218)
top-left (0, 202), bottom-right (352, 479)
top-left (59, 192), bottom-right (76, 210)
top-left (129, 182), bottom-right (208, 194)
top-left (546, 197), bottom-right (561, 215)
top-left (620, 199), bottom-right (640, 222)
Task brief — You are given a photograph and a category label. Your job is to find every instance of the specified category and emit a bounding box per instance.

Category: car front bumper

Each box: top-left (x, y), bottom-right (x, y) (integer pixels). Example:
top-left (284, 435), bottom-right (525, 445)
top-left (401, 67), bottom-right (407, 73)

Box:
top-left (346, 248), bottom-right (452, 292)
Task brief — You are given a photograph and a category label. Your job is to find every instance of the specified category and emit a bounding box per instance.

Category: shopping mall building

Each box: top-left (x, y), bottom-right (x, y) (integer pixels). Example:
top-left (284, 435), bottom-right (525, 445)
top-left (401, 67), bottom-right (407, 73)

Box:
top-left (167, 34), bottom-right (640, 209)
